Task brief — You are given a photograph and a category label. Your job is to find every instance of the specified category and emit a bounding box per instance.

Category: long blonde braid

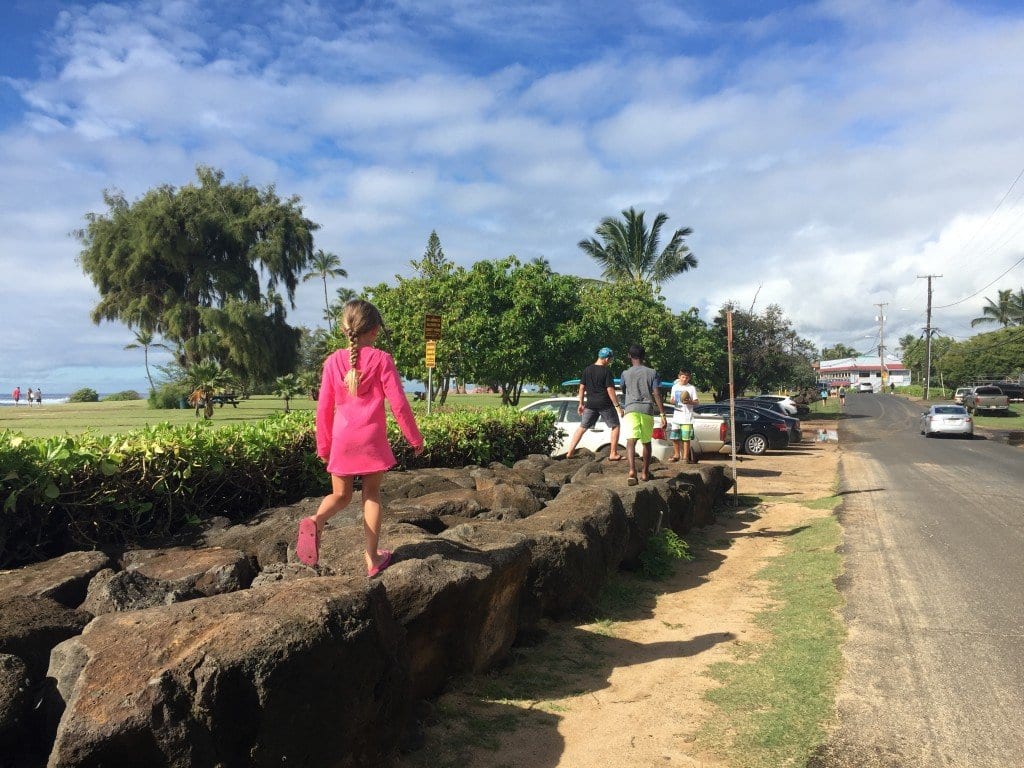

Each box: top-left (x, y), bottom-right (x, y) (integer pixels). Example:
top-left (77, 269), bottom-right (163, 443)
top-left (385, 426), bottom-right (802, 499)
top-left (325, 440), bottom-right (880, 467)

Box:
top-left (341, 300), bottom-right (384, 396)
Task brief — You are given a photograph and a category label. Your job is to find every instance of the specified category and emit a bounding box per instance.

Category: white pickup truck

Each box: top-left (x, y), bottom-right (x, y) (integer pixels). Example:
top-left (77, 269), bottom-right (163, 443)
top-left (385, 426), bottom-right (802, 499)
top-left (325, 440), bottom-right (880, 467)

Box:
top-left (962, 386), bottom-right (1009, 415)
top-left (521, 397), bottom-right (730, 460)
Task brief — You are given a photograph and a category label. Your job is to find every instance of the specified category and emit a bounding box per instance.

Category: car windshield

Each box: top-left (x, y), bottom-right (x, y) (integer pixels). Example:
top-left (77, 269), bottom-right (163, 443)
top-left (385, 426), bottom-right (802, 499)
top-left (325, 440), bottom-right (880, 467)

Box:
top-left (975, 387), bottom-right (1002, 394)
top-left (933, 406), bottom-right (967, 415)
top-left (525, 401), bottom-right (562, 413)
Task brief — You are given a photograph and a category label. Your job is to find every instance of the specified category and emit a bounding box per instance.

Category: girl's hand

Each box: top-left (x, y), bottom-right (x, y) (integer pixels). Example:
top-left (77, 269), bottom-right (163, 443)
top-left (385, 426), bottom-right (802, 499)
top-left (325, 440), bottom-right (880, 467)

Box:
top-left (413, 444), bottom-right (425, 456)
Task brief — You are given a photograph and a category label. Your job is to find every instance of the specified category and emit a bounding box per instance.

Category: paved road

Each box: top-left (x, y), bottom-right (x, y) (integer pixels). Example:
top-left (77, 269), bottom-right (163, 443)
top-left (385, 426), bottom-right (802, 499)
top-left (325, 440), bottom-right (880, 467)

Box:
top-left (815, 393), bottom-right (1024, 768)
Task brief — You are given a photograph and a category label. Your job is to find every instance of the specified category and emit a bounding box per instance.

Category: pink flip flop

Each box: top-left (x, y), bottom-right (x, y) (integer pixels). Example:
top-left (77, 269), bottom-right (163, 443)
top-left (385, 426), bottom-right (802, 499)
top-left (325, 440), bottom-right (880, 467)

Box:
top-left (367, 550), bottom-right (393, 578)
top-left (296, 518), bottom-right (320, 566)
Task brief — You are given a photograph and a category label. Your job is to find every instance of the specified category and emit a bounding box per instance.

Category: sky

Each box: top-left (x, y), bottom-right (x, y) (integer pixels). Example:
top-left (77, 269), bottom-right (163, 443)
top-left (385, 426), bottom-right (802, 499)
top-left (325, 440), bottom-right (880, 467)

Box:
top-left (2, 0), bottom-right (1024, 394)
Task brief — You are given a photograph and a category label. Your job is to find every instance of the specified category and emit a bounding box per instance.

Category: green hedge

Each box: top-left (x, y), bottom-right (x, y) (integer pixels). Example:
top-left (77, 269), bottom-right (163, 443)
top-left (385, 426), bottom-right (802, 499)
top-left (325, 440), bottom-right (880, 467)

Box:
top-left (0, 409), bottom-right (557, 568)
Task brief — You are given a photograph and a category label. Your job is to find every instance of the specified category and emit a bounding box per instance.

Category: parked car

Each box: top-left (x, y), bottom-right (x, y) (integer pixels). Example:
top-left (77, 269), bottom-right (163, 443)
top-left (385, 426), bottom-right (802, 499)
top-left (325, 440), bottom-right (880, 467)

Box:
top-left (953, 387), bottom-right (971, 405)
top-left (751, 394), bottom-right (799, 415)
top-left (519, 397), bottom-right (730, 460)
top-left (857, 381), bottom-right (875, 393)
top-left (920, 405), bottom-right (973, 438)
top-left (734, 399), bottom-right (803, 444)
top-left (693, 404), bottom-right (790, 455)
top-left (963, 386), bottom-right (1009, 415)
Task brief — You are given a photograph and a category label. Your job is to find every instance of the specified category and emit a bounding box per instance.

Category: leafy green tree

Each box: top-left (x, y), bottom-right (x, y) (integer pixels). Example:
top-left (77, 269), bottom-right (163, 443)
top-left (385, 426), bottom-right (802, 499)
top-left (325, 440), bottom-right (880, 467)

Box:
top-left (970, 288), bottom-right (1024, 328)
top-left (936, 327), bottom-right (1024, 385)
top-left (672, 308), bottom-right (724, 388)
top-left (708, 304), bottom-right (817, 398)
top-left (456, 256), bottom-right (582, 403)
top-left (574, 281), bottom-right (682, 379)
top-left (820, 343), bottom-right (859, 360)
top-left (303, 249), bottom-right (348, 331)
top-left (367, 232), bottom-right (463, 404)
top-left (77, 166), bottom-right (317, 377)
top-left (578, 207), bottom-right (697, 290)
top-left (900, 332), bottom-right (956, 385)
top-left (370, 253), bottom-right (582, 405)
top-left (124, 330), bottom-right (172, 395)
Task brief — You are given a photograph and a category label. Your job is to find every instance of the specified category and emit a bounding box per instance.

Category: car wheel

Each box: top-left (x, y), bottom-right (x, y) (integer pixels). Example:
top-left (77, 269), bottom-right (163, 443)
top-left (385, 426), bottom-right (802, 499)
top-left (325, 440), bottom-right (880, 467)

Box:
top-left (743, 434), bottom-right (768, 455)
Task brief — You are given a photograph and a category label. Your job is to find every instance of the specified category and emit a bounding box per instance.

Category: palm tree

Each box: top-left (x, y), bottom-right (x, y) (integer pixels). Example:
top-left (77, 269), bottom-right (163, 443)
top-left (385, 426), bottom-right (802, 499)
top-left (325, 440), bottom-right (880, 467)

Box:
top-left (184, 361), bottom-right (235, 419)
top-left (273, 373), bottom-right (305, 413)
top-left (124, 330), bottom-right (171, 395)
top-left (578, 207), bottom-right (697, 290)
top-left (302, 250), bottom-right (348, 329)
top-left (325, 286), bottom-right (358, 327)
top-left (970, 288), bottom-right (1024, 327)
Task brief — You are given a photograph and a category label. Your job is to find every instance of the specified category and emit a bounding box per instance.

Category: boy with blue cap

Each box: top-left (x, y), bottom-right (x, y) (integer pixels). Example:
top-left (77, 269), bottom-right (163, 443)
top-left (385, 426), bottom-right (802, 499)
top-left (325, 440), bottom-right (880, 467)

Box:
top-left (565, 347), bottom-right (624, 460)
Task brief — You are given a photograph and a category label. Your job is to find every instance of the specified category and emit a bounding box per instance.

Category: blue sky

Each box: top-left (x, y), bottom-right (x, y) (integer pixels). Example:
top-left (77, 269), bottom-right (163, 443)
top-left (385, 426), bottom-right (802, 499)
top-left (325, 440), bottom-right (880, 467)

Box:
top-left (2, 0), bottom-right (1024, 394)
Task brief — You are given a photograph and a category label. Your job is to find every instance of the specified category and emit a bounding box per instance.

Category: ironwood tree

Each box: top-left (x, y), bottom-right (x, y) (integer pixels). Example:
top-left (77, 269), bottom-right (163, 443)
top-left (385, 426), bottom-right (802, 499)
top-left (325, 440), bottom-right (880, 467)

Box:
top-left (77, 166), bottom-right (317, 385)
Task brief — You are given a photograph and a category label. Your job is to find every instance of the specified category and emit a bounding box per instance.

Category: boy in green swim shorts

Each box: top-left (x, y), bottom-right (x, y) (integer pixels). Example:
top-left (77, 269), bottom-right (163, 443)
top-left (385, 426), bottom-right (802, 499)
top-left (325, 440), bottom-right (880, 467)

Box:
top-left (620, 344), bottom-right (667, 484)
top-left (669, 369), bottom-right (699, 463)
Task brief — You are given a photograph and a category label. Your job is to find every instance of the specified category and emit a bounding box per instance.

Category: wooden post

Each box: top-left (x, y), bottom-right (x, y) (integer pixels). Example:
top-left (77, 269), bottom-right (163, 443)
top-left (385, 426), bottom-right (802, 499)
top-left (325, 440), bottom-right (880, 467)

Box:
top-left (727, 309), bottom-right (738, 504)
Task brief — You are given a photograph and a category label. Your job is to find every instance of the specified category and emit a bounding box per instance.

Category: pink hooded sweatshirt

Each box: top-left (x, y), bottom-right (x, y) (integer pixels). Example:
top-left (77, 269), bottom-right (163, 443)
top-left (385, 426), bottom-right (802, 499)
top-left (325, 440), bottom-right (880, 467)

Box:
top-left (316, 346), bottom-right (423, 476)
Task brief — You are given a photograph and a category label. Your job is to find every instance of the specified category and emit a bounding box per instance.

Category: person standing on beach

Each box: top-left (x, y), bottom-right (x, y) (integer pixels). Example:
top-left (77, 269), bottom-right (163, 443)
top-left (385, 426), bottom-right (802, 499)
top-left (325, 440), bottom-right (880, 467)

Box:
top-left (296, 299), bottom-right (424, 576)
top-left (620, 344), bottom-right (667, 485)
top-left (565, 347), bottom-right (624, 461)
top-left (12, 387), bottom-right (20, 405)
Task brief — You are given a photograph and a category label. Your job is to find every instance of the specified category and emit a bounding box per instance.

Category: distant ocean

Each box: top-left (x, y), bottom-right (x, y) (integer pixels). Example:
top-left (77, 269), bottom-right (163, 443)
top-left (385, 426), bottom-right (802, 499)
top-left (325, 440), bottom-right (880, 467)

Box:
top-left (0, 394), bottom-right (72, 407)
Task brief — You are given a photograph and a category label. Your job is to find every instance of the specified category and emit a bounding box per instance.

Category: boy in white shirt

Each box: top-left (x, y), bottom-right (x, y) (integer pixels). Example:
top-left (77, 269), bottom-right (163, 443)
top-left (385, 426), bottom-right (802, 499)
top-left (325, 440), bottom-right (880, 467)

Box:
top-left (669, 370), bottom-right (699, 463)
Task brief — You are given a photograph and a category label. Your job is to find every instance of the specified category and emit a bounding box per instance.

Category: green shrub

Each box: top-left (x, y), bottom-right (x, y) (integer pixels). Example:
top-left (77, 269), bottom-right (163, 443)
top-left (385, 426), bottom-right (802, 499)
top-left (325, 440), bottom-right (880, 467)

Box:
top-left (102, 390), bottom-right (142, 401)
top-left (639, 529), bottom-right (694, 580)
top-left (0, 407), bottom-right (558, 568)
top-left (149, 382), bottom-right (192, 409)
top-left (67, 387), bottom-right (99, 403)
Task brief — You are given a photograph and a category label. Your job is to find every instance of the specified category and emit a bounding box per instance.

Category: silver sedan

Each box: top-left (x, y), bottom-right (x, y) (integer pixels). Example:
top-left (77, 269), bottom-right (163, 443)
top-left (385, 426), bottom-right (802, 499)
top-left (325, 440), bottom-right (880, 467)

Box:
top-left (920, 405), bottom-right (973, 438)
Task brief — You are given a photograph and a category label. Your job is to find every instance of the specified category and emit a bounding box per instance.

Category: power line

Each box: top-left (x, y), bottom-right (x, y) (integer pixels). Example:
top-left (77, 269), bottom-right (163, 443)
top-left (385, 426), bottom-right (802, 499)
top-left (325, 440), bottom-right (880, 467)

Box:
top-left (934, 163), bottom-right (1024, 309)
top-left (953, 165), bottom-right (1024, 264)
top-left (933, 253), bottom-right (1024, 309)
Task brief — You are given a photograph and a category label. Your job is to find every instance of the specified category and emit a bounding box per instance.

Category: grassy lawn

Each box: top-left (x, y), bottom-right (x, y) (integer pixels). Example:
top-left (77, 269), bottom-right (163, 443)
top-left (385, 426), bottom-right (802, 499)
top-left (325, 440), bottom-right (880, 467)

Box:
top-left (0, 392), bottom-right (556, 439)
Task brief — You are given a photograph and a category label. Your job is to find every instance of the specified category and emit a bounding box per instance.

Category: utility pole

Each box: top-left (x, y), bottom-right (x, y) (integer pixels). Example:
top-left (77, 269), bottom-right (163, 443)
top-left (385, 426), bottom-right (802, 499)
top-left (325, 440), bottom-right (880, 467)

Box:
top-left (917, 275), bottom-right (942, 400)
top-left (874, 302), bottom-right (888, 390)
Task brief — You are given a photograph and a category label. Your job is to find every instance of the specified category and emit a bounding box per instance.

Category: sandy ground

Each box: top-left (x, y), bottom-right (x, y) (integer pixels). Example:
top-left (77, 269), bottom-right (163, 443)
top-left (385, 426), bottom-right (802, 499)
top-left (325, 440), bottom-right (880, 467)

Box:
top-left (395, 420), bottom-right (841, 768)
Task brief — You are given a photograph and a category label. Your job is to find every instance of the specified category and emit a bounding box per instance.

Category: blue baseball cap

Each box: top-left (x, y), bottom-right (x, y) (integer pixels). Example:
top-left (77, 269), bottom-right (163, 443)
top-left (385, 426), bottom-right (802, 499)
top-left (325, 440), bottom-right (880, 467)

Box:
top-left (598, 347), bottom-right (614, 359)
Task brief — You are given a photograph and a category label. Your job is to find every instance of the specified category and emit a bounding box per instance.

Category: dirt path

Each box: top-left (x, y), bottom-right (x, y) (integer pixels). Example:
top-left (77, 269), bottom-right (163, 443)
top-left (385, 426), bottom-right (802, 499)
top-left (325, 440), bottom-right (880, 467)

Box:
top-left (396, 423), bottom-right (840, 768)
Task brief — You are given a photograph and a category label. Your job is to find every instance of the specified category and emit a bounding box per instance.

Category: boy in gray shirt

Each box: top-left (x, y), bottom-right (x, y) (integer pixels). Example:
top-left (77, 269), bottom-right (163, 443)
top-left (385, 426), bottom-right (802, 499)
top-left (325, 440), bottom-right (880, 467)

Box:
top-left (620, 344), bottom-right (667, 484)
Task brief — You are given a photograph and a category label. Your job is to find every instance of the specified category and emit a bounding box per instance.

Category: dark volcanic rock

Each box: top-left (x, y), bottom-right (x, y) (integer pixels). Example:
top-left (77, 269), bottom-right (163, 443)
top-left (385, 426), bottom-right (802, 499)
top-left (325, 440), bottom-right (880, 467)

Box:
top-left (0, 596), bottom-right (92, 680)
top-left (0, 551), bottom-right (112, 609)
top-left (378, 528), bottom-right (531, 701)
top-left (47, 578), bottom-right (409, 768)
top-left (0, 652), bottom-right (30, 747)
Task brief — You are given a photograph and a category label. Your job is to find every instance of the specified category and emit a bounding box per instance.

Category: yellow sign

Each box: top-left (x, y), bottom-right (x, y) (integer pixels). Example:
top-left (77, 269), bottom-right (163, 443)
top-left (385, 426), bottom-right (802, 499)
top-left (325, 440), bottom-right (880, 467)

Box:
top-left (425, 340), bottom-right (437, 368)
top-left (424, 314), bottom-right (442, 341)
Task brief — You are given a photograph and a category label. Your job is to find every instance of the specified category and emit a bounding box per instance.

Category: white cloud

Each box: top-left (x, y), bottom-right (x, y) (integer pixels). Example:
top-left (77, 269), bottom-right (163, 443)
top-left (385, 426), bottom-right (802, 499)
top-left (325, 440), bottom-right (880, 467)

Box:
top-left (3, 0), bottom-right (1024, 392)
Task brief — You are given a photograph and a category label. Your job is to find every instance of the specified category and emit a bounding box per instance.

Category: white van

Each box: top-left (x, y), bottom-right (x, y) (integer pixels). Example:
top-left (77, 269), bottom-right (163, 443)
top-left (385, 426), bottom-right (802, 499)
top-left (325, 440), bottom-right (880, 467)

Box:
top-left (857, 382), bottom-right (875, 393)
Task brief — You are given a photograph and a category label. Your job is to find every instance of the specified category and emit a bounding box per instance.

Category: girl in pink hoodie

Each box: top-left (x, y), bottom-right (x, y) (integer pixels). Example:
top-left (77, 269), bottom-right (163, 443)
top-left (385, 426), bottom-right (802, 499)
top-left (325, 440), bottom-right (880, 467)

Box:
top-left (297, 300), bottom-right (424, 575)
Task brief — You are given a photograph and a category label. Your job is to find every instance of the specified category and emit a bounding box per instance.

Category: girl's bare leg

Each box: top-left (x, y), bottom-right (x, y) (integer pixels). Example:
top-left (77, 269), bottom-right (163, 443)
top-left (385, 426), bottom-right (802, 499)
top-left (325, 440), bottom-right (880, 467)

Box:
top-left (312, 474), bottom-right (353, 532)
top-left (671, 439), bottom-right (682, 460)
top-left (360, 472), bottom-right (386, 571)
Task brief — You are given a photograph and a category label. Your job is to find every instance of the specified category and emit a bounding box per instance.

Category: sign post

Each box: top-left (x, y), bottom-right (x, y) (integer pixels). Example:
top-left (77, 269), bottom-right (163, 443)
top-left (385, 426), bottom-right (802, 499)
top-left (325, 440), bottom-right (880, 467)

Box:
top-left (424, 315), bottom-right (441, 415)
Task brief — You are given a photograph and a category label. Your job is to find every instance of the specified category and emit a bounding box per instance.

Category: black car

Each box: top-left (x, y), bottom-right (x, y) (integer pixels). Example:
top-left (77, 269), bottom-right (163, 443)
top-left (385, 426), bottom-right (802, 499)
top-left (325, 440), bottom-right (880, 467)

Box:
top-left (735, 399), bottom-right (803, 444)
top-left (693, 404), bottom-right (790, 455)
